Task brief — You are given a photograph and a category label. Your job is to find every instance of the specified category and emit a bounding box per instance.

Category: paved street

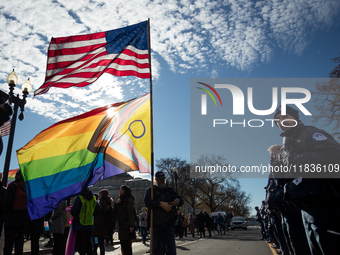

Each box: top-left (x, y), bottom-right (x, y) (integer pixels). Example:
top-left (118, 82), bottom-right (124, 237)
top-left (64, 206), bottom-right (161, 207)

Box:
top-left (20, 226), bottom-right (274, 255)
top-left (104, 226), bottom-right (273, 255)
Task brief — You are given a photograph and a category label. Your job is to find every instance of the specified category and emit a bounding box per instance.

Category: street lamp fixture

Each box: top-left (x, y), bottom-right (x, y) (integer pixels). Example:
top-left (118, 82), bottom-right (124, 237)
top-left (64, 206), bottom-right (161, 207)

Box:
top-left (173, 166), bottom-right (178, 193)
top-left (7, 70), bottom-right (18, 85)
top-left (3, 69), bottom-right (32, 186)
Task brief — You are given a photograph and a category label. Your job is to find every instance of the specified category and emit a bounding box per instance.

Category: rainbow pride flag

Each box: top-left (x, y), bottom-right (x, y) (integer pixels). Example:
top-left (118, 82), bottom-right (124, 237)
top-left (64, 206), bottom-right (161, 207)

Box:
top-left (7, 169), bottom-right (19, 186)
top-left (17, 93), bottom-right (151, 219)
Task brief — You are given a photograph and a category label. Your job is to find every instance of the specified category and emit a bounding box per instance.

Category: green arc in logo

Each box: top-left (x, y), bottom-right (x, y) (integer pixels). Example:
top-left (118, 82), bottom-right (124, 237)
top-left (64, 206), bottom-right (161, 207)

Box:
top-left (197, 87), bottom-right (217, 105)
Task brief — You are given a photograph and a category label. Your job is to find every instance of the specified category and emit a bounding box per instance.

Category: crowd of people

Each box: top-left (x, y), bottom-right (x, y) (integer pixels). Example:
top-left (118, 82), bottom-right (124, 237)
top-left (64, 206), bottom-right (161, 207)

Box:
top-left (0, 169), bottom-right (138, 255)
top-left (0, 168), bottom-right (229, 255)
top-left (170, 210), bottom-right (231, 239)
top-left (255, 105), bottom-right (340, 255)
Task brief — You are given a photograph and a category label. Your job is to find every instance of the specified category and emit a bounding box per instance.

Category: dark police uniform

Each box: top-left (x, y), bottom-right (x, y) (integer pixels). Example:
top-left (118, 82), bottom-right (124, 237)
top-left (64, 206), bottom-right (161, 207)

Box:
top-left (268, 170), bottom-right (311, 255)
top-left (280, 122), bottom-right (340, 255)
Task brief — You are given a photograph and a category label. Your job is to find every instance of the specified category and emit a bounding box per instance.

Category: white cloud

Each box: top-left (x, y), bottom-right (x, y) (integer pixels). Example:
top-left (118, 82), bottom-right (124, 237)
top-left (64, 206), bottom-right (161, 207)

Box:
top-left (0, 0), bottom-right (338, 121)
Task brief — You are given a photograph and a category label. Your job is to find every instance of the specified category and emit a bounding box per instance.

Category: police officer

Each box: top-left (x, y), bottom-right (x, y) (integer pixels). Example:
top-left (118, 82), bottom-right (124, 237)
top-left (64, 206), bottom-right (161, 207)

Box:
top-left (274, 105), bottom-right (340, 255)
top-left (266, 145), bottom-right (293, 255)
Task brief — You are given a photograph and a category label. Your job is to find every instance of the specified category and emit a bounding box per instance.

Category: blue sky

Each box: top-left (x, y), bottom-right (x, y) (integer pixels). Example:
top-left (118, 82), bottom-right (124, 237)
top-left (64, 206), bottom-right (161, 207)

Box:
top-left (0, 0), bottom-right (340, 216)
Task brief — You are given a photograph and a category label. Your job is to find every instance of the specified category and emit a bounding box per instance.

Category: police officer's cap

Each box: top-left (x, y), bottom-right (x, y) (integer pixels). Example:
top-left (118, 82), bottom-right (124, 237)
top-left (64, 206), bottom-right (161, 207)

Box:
top-left (274, 105), bottom-right (299, 120)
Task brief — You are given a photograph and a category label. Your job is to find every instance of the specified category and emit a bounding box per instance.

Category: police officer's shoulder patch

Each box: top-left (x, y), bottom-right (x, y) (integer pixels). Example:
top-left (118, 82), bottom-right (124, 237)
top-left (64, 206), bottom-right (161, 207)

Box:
top-left (312, 132), bottom-right (327, 141)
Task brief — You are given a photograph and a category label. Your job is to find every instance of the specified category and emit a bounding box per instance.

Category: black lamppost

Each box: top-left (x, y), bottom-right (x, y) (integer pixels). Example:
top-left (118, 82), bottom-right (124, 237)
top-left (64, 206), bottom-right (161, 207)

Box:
top-left (3, 70), bottom-right (32, 186)
top-left (173, 166), bottom-right (178, 193)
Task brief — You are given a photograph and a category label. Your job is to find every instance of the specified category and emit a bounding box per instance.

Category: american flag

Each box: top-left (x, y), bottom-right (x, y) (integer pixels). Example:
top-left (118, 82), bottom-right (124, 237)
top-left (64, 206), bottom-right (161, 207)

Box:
top-left (35, 21), bottom-right (150, 96)
top-left (0, 120), bottom-right (11, 137)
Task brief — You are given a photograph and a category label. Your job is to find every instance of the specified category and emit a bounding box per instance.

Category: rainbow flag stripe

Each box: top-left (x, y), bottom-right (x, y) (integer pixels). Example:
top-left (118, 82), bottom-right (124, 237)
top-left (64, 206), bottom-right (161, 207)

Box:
top-left (17, 93), bottom-right (151, 219)
top-left (7, 169), bottom-right (19, 186)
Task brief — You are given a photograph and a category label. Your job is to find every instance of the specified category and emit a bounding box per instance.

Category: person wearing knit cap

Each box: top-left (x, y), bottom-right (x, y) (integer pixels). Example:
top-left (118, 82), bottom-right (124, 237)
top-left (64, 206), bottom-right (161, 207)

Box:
top-left (99, 189), bottom-right (109, 198)
top-left (273, 105), bottom-right (340, 255)
top-left (274, 105), bottom-right (299, 120)
top-left (273, 105), bottom-right (300, 131)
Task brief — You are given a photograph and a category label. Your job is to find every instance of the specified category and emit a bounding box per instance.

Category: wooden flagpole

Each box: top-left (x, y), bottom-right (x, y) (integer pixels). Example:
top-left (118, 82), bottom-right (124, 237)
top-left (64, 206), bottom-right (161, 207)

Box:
top-left (147, 18), bottom-right (154, 255)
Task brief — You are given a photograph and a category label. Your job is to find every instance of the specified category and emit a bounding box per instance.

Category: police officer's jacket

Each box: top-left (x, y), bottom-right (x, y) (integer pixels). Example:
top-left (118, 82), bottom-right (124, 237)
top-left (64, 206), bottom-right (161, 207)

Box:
top-left (280, 122), bottom-right (340, 207)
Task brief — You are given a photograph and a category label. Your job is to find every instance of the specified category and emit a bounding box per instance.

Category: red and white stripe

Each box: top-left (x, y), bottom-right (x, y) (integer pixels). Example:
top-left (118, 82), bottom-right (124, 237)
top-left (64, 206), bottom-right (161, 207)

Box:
top-left (0, 120), bottom-right (11, 137)
top-left (35, 31), bottom-right (150, 96)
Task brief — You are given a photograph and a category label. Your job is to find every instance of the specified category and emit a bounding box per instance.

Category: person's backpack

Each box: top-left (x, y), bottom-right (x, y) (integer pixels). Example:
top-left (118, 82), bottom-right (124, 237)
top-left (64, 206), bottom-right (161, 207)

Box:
top-left (104, 205), bottom-right (115, 225)
top-left (12, 181), bottom-right (27, 211)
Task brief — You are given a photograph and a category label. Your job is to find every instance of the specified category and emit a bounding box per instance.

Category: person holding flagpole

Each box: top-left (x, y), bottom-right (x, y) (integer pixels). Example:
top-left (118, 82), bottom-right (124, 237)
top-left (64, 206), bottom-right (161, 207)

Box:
top-left (144, 171), bottom-right (183, 255)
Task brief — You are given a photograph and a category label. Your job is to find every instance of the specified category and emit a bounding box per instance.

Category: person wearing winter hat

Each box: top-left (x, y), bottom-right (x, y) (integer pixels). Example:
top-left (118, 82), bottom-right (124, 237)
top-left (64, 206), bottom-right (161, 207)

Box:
top-left (98, 189), bottom-right (109, 198)
top-left (273, 105), bottom-right (300, 131)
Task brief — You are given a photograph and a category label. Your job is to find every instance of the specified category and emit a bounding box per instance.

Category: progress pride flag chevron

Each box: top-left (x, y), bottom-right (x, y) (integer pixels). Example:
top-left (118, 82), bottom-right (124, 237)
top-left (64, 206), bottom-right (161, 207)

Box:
top-left (35, 21), bottom-right (150, 96)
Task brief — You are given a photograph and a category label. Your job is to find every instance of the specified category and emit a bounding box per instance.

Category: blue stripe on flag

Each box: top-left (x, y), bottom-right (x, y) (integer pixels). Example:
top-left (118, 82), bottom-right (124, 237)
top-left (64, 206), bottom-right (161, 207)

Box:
top-left (26, 153), bottom-right (126, 219)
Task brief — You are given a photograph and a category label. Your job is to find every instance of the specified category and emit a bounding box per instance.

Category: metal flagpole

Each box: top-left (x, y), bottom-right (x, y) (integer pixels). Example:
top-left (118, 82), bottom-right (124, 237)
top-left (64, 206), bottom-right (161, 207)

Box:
top-left (147, 18), bottom-right (154, 255)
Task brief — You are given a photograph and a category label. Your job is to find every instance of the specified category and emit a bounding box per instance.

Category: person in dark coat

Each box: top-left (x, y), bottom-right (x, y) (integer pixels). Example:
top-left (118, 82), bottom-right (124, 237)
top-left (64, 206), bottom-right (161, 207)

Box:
top-left (26, 216), bottom-right (44, 255)
top-left (43, 211), bottom-right (53, 247)
top-left (63, 198), bottom-right (72, 250)
top-left (50, 200), bottom-right (67, 255)
top-left (175, 211), bottom-right (184, 238)
top-left (113, 185), bottom-right (136, 255)
top-left (204, 211), bottom-right (213, 237)
top-left (144, 171), bottom-right (184, 255)
top-left (255, 206), bottom-right (266, 240)
top-left (0, 173), bottom-right (6, 234)
top-left (93, 189), bottom-right (112, 255)
top-left (3, 169), bottom-right (29, 255)
top-left (189, 213), bottom-right (195, 237)
top-left (71, 188), bottom-right (100, 255)
top-left (106, 197), bottom-right (116, 246)
top-left (196, 211), bottom-right (205, 238)
top-left (0, 172), bottom-right (6, 253)
top-left (274, 105), bottom-right (340, 255)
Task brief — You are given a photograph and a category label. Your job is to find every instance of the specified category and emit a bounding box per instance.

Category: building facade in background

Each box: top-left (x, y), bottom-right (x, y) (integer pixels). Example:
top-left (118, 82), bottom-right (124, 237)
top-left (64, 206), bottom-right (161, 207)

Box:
top-left (90, 173), bottom-right (151, 211)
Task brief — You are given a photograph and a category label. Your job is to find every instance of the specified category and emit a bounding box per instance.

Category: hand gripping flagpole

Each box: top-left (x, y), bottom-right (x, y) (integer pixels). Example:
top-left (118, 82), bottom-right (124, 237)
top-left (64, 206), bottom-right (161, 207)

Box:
top-left (147, 18), bottom-right (154, 255)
